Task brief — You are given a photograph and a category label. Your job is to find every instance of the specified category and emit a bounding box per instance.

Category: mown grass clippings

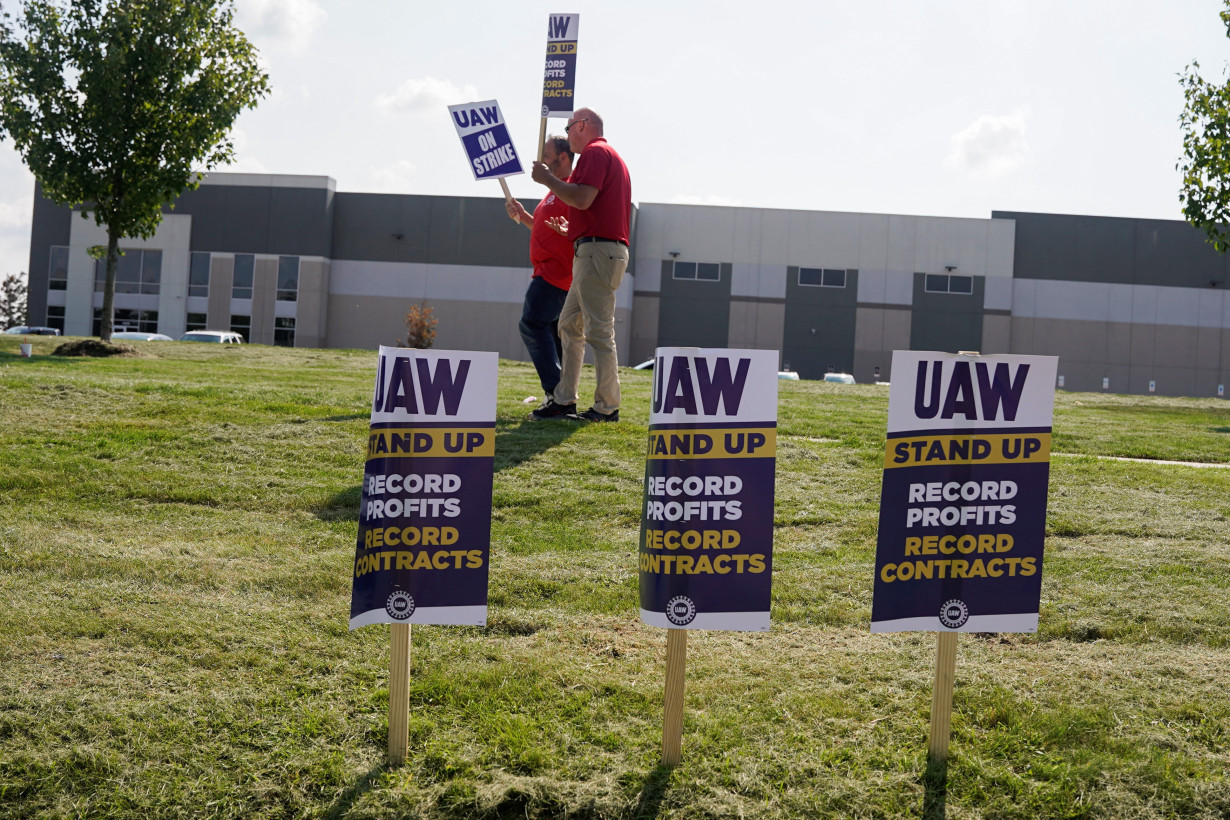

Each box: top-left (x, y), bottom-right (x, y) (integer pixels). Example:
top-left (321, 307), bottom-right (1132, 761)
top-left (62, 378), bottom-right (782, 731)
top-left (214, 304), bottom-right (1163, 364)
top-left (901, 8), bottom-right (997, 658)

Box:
top-left (2, 336), bottom-right (1230, 818)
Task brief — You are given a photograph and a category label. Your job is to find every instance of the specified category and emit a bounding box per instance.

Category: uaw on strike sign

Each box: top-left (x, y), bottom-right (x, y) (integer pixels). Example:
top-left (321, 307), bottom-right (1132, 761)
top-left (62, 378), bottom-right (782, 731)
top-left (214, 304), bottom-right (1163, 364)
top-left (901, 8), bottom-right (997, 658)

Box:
top-left (449, 100), bottom-right (522, 181)
top-left (871, 351), bottom-right (1058, 633)
top-left (639, 348), bottom-right (778, 631)
top-left (349, 347), bottom-right (498, 629)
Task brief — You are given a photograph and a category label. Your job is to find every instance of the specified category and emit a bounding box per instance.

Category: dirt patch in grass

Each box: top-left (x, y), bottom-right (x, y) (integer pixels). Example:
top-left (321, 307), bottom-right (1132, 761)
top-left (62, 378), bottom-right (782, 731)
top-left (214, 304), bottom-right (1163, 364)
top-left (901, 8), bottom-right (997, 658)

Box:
top-left (52, 339), bottom-right (140, 357)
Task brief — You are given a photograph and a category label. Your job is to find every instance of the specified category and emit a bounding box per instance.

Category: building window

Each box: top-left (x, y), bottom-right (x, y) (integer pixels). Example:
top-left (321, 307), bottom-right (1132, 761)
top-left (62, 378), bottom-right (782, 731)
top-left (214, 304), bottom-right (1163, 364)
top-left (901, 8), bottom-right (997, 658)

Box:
top-left (925, 273), bottom-right (974, 294)
top-left (46, 305), bottom-right (65, 332)
top-left (799, 267), bottom-right (847, 288)
top-left (277, 256), bottom-right (299, 301)
top-left (48, 246), bottom-right (69, 291)
top-left (189, 252), bottom-right (211, 298)
top-left (274, 317), bottom-right (296, 347)
top-left (186, 312), bottom-right (207, 331)
top-left (230, 314), bottom-right (250, 342)
top-left (95, 308), bottom-right (158, 336)
top-left (141, 251), bottom-right (162, 295)
top-left (233, 254), bottom-right (255, 300)
top-left (97, 252), bottom-right (137, 293)
top-left (94, 250), bottom-right (161, 295)
top-left (672, 261), bottom-right (720, 281)
top-left (949, 275), bottom-right (973, 294)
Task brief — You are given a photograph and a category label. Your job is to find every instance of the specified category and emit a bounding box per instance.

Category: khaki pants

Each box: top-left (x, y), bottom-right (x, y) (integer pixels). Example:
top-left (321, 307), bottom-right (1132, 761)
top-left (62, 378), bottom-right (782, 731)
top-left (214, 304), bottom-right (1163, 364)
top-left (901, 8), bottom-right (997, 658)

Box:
top-left (552, 241), bottom-right (629, 415)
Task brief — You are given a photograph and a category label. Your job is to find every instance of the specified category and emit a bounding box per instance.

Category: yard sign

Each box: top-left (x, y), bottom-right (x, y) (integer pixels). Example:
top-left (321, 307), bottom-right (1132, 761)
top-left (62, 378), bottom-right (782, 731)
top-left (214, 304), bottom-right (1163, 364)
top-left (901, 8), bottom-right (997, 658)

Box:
top-left (639, 346), bottom-right (779, 764)
top-left (350, 346), bottom-right (497, 763)
top-left (871, 350), bottom-right (1057, 761)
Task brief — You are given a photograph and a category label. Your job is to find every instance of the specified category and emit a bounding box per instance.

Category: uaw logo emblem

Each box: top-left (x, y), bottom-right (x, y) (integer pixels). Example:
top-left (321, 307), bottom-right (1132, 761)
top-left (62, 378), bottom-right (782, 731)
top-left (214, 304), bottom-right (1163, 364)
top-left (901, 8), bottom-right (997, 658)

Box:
top-left (939, 599), bottom-right (969, 629)
top-left (666, 595), bottom-right (697, 626)
top-left (386, 590), bottom-right (416, 621)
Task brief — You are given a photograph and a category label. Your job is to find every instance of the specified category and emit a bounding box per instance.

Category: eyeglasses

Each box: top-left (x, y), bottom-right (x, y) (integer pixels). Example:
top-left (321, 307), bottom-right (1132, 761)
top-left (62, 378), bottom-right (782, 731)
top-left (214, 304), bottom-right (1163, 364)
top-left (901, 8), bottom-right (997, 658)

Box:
top-left (565, 118), bottom-right (588, 134)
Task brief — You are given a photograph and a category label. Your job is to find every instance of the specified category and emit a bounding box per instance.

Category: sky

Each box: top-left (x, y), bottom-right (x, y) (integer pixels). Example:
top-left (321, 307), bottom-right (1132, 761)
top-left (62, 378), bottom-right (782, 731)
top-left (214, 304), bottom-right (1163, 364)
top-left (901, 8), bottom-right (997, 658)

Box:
top-left (3, 0), bottom-right (1230, 281)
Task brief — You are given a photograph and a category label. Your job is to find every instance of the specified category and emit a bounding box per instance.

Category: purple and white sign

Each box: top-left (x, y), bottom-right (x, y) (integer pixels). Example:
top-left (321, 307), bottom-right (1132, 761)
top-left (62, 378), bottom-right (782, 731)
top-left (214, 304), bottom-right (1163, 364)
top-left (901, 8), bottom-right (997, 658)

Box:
top-left (449, 100), bottom-right (523, 181)
top-left (349, 347), bottom-right (498, 629)
top-left (871, 351), bottom-right (1058, 634)
top-left (639, 348), bottom-right (779, 631)
top-left (541, 13), bottom-right (579, 118)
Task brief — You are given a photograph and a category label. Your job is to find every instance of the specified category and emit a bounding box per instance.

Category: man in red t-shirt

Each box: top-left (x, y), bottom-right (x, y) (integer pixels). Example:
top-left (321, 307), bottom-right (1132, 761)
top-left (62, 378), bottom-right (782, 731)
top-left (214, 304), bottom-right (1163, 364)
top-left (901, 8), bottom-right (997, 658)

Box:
top-left (529, 107), bottom-right (632, 422)
top-left (505, 137), bottom-right (575, 400)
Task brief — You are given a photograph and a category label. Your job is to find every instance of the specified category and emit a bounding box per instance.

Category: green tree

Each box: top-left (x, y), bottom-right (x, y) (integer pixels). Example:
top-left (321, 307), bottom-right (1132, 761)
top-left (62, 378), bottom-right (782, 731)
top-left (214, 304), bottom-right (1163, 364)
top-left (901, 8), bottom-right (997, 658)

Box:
top-left (1, 272), bottom-right (28, 327)
top-left (1180, 1), bottom-right (1230, 251)
top-left (0, 0), bottom-right (267, 341)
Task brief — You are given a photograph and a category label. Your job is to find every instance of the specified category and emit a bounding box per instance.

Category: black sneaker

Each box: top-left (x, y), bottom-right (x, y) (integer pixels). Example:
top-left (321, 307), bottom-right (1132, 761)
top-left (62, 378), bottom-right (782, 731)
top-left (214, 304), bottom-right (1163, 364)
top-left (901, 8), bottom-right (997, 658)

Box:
top-left (571, 407), bottom-right (619, 422)
top-left (531, 398), bottom-right (576, 420)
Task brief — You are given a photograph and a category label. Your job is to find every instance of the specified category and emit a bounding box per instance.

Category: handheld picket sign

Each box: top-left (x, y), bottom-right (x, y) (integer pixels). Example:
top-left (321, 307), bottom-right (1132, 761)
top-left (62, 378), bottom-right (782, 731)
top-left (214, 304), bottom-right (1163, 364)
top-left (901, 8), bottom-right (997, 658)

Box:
top-left (538, 13), bottom-right (580, 160)
top-left (350, 347), bottom-right (498, 763)
top-left (871, 350), bottom-right (1058, 761)
top-left (448, 99), bottom-right (521, 203)
top-left (639, 347), bottom-right (779, 765)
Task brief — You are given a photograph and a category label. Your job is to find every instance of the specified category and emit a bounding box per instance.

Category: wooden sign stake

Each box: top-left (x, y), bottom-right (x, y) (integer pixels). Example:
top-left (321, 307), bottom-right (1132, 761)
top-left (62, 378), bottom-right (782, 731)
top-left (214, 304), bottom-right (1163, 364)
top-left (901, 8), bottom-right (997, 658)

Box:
top-left (537, 117), bottom-right (548, 162)
top-left (498, 178), bottom-right (513, 204)
top-left (927, 631), bottom-right (958, 762)
top-left (661, 627), bottom-right (688, 766)
top-left (388, 623), bottom-right (412, 765)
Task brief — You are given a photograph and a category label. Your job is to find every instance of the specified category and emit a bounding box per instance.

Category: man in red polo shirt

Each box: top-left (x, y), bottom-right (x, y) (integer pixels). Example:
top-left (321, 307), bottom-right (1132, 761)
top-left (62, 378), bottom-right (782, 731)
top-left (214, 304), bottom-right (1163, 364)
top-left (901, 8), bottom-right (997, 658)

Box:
top-left (529, 107), bottom-right (632, 422)
top-left (505, 136), bottom-right (575, 402)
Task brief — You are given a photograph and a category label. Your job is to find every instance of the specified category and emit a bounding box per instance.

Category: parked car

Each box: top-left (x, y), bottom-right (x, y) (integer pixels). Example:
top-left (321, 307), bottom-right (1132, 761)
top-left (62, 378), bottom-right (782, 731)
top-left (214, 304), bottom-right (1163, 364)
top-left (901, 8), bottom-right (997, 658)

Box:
top-left (112, 331), bottom-right (174, 341)
top-left (179, 330), bottom-right (244, 344)
top-left (5, 325), bottom-right (61, 336)
top-left (823, 372), bottom-right (856, 384)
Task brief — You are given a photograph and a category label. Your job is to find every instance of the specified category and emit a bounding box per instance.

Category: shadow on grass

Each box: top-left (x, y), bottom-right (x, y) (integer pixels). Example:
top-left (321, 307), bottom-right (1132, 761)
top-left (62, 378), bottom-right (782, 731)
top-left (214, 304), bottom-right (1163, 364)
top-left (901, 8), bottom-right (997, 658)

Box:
top-left (631, 764), bottom-right (673, 820)
top-left (312, 420), bottom-right (578, 522)
top-left (921, 756), bottom-right (948, 820)
top-left (494, 418), bottom-right (579, 473)
top-left (1214, 427), bottom-right (1230, 434)
top-left (323, 764), bottom-right (387, 820)
top-left (317, 485), bottom-right (362, 522)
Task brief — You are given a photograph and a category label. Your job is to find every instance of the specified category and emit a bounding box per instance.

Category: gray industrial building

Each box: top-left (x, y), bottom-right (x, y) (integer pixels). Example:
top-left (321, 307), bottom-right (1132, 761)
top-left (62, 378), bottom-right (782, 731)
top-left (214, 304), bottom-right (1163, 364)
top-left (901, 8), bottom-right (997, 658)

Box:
top-left (24, 172), bottom-right (1230, 398)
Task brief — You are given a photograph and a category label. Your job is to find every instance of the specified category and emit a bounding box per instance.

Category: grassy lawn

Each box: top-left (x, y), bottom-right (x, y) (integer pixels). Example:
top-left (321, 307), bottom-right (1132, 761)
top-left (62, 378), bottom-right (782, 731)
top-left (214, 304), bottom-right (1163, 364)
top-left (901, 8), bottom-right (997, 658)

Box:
top-left (1, 335), bottom-right (1229, 819)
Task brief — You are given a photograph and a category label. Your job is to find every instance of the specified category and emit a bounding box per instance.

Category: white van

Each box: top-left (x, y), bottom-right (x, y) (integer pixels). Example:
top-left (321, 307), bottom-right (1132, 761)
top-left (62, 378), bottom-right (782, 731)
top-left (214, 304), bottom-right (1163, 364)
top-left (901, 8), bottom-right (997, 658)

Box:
top-left (179, 330), bottom-right (244, 344)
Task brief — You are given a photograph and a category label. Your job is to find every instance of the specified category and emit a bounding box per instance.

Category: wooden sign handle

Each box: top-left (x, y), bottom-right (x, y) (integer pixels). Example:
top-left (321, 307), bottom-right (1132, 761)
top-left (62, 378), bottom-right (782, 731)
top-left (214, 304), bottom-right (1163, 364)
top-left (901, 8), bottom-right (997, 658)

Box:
top-left (661, 628), bottom-right (687, 766)
top-left (928, 631), bottom-right (958, 762)
top-left (388, 623), bottom-right (412, 765)
top-left (538, 117), bottom-right (548, 162)
top-left (498, 178), bottom-right (513, 204)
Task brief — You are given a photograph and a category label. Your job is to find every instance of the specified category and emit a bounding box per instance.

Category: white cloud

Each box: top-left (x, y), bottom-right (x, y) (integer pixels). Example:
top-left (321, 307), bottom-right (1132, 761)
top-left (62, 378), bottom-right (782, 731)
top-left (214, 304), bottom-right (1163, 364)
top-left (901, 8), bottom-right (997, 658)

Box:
top-left (0, 190), bottom-right (32, 231)
top-left (376, 77), bottom-right (479, 115)
top-left (222, 156), bottom-right (271, 174)
top-left (669, 194), bottom-right (742, 207)
top-left (0, 143), bottom-right (34, 277)
top-left (255, 52), bottom-right (275, 83)
top-left (218, 129), bottom-right (269, 174)
top-left (366, 159), bottom-right (418, 194)
top-left (237, 0), bottom-right (326, 51)
top-left (947, 112), bottom-right (1030, 177)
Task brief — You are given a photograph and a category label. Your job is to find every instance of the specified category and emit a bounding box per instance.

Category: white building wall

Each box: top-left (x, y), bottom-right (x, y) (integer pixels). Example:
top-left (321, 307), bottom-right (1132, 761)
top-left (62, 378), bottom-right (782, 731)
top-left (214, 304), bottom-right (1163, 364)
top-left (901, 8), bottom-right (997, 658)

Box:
top-left (65, 214), bottom-right (193, 337)
top-left (635, 203), bottom-right (1014, 296)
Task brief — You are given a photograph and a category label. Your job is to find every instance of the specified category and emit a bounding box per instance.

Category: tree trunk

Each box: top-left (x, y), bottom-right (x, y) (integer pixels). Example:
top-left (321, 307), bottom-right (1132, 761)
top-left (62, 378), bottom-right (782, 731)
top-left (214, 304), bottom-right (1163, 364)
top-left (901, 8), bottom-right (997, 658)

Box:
top-left (100, 231), bottom-right (119, 342)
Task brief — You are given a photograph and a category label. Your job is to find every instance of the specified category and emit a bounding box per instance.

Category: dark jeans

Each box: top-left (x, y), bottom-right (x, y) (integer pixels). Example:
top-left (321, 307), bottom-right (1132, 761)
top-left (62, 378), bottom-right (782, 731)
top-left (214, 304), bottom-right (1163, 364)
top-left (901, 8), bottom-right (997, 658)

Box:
top-left (519, 276), bottom-right (569, 395)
